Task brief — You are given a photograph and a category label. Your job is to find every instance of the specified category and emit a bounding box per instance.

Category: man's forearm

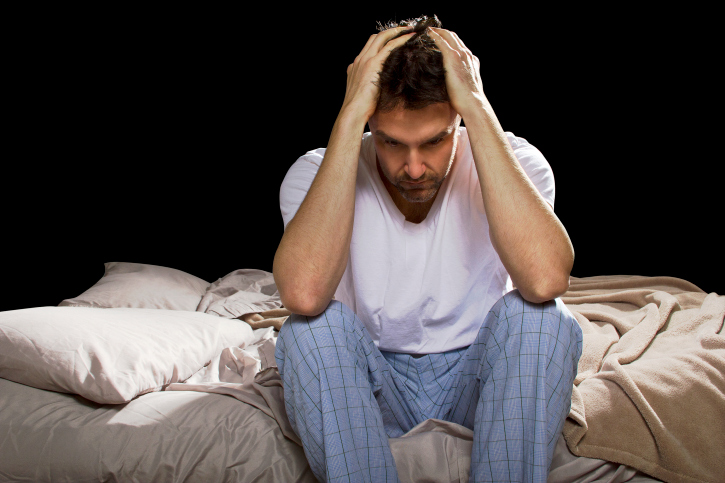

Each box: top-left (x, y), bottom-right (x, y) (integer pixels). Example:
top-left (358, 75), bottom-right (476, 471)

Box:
top-left (465, 106), bottom-right (574, 303)
top-left (273, 111), bottom-right (367, 316)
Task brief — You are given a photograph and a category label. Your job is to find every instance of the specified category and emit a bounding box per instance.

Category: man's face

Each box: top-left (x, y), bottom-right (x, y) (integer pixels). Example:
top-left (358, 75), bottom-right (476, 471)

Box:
top-left (369, 102), bottom-right (461, 204)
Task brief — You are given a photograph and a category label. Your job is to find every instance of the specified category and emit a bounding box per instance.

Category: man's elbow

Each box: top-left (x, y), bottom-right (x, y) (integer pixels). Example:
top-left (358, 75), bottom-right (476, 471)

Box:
top-left (520, 274), bottom-right (570, 304)
top-left (274, 253), bottom-right (333, 317)
top-left (522, 249), bottom-right (574, 303)
top-left (278, 286), bottom-right (331, 317)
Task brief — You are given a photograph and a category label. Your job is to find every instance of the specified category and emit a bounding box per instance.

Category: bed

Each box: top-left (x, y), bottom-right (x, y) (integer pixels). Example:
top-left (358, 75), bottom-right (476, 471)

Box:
top-left (1, 262), bottom-right (722, 482)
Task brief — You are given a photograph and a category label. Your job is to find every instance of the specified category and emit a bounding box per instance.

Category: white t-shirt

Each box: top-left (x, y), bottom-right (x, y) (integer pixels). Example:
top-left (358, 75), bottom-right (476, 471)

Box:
top-left (279, 128), bottom-right (555, 354)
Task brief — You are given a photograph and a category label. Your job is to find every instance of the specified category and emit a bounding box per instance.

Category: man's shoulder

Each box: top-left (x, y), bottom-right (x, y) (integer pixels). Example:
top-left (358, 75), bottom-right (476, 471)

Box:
top-left (288, 133), bottom-right (374, 174)
top-left (282, 147), bottom-right (327, 184)
top-left (295, 147), bottom-right (327, 166)
top-left (504, 131), bottom-right (536, 151)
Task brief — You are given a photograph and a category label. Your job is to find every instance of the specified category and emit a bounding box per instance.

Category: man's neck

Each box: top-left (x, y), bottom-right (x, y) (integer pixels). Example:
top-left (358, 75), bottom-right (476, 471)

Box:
top-left (377, 161), bottom-right (438, 224)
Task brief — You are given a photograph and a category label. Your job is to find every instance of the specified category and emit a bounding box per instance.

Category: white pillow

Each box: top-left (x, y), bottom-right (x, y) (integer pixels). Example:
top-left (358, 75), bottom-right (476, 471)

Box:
top-left (0, 306), bottom-right (254, 404)
top-left (59, 262), bottom-right (210, 311)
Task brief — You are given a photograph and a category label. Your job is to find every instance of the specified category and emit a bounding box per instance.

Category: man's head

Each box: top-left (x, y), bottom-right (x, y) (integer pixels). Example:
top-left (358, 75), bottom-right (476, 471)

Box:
top-left (375, 15), bottom-right (448, 112)
top-left (369, 15), bottom-right (460, 206)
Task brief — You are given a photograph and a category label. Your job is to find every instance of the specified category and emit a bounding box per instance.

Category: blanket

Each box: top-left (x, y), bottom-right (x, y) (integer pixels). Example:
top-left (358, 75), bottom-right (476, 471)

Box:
top-left (561, 276), bottom-right (725, 483)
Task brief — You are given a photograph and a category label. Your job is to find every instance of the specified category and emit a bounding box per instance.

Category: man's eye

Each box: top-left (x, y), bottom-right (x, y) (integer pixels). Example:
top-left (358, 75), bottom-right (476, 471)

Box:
top-left (386, 140), bottom-right (399, 147)
top-left (429, 138), bottom-right (443, 146)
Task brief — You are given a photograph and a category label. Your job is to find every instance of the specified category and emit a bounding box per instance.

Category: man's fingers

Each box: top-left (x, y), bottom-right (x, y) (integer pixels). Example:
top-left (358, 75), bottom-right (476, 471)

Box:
top-left (356, 27), bottom-right (410, 64)
top-left (352, 31), bottom-right (414, 76)
top-left (358, 33), bottom-right (382, 58)
top-left (365, 32), bottom-right (413, 72)
top-left (370, 26), bottom-right (413, 54)
top-left (443, 29), bottom-right (470, 53)
top-left (428, 28), bottom-right (456, 56)
top-left (431, 28), bottom-right (471, 56)
top-left (430, 28), bottom-right (477, 70)
top-left (378, 31), bottom-right (414, 55)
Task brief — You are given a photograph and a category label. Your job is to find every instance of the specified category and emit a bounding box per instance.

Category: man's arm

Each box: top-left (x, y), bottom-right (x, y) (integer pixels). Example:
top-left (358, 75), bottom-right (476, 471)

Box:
top-left (273, 28), bottom-right (414, 316)
top-left (430, 28), bottom-right (574, 303)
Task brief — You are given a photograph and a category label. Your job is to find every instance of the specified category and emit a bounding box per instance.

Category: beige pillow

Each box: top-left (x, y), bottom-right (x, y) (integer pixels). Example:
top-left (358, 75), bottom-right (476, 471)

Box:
top-left (0, 306), bottom-right (255, 404)
top-left (59, 262), bottom-right (210, 311)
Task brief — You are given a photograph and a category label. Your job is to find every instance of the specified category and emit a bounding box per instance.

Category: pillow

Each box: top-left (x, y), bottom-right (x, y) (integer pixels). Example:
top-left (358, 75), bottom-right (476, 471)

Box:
top-left (59, 262), bottom-right (210, 311)
top-left (0, 306), bottom-right (254, 404)
top-left (197, 269), bottom-right (283, 318)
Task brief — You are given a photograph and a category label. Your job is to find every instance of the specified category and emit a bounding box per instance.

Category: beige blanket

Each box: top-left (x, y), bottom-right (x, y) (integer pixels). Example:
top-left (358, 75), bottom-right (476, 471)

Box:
top-left (241, 308), bottom-right (290, 330)
top-left (561, 275), bottom-right (725, 483)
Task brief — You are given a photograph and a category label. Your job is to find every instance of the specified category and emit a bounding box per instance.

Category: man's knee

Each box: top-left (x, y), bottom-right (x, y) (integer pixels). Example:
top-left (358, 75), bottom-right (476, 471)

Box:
top-left (277, 300), bottom-right (357, 352)
top-left (492, 289), bottom-right (581, 342)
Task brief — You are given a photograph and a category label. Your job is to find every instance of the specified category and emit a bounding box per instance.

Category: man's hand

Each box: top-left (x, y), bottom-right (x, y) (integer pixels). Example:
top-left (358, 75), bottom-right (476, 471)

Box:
top-left (341, 27), bottom-right (414, 121)
top-left (428, 28), bottom-right (487, 120)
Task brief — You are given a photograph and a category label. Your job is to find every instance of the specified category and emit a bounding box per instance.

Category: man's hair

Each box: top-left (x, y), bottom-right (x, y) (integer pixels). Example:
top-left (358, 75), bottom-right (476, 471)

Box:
top-left (375, 15), bottom-right (448, 112)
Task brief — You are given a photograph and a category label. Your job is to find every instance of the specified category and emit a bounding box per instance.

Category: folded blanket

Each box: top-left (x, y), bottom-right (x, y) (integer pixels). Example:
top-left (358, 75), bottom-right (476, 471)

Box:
top-left (240, 308), bottom-right (290, 331)
top-left (561, 275), bottom-right (725, 483)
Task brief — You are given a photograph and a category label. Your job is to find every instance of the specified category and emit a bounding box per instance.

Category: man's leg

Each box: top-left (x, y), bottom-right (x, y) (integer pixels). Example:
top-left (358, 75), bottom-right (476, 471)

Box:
top-left (275, 300), bottom-right (421, 483)
top-left (445, 290), bottom-right (583, 483)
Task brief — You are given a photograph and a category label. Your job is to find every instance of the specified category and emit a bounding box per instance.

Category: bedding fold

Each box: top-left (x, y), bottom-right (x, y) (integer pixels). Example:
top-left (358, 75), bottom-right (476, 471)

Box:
top-left (196, 269), bottom-right (283, 317)
top-left (561, 275), bottom-right (725, 483)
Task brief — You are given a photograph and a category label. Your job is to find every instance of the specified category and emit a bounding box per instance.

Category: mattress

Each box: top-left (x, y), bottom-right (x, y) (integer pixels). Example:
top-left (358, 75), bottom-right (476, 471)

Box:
top-left (0, 376), bottom-right (315, 482)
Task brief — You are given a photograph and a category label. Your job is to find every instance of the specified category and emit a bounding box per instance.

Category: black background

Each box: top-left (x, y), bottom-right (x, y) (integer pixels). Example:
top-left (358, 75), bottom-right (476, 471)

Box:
top-left (3, 5), bottom-right (721, 312)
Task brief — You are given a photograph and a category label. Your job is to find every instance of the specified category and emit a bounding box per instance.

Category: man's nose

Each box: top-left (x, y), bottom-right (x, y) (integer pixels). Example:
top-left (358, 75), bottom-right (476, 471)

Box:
top-left (404, 150), bottom-right (426, 180)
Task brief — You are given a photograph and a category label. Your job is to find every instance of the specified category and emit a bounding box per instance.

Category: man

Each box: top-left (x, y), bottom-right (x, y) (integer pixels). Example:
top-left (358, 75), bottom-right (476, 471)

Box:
top-left (273, 15), bottom-right (582, 483)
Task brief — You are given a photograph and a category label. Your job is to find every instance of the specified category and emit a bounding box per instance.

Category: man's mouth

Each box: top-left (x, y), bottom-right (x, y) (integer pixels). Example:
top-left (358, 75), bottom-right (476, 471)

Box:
top-left (401, 180), bottom-right (428, 187)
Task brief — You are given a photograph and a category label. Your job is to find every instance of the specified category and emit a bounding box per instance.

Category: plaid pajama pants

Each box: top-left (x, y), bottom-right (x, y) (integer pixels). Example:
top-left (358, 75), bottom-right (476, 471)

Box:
top-left (275, 290), bottom-right (582, 483)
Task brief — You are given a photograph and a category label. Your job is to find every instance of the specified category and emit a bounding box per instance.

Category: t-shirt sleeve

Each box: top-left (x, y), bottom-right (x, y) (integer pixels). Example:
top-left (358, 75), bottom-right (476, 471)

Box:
top-left (279, 148), bottom-right (326, 229)
top-left (506, 132), bottom-right (556, 209)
